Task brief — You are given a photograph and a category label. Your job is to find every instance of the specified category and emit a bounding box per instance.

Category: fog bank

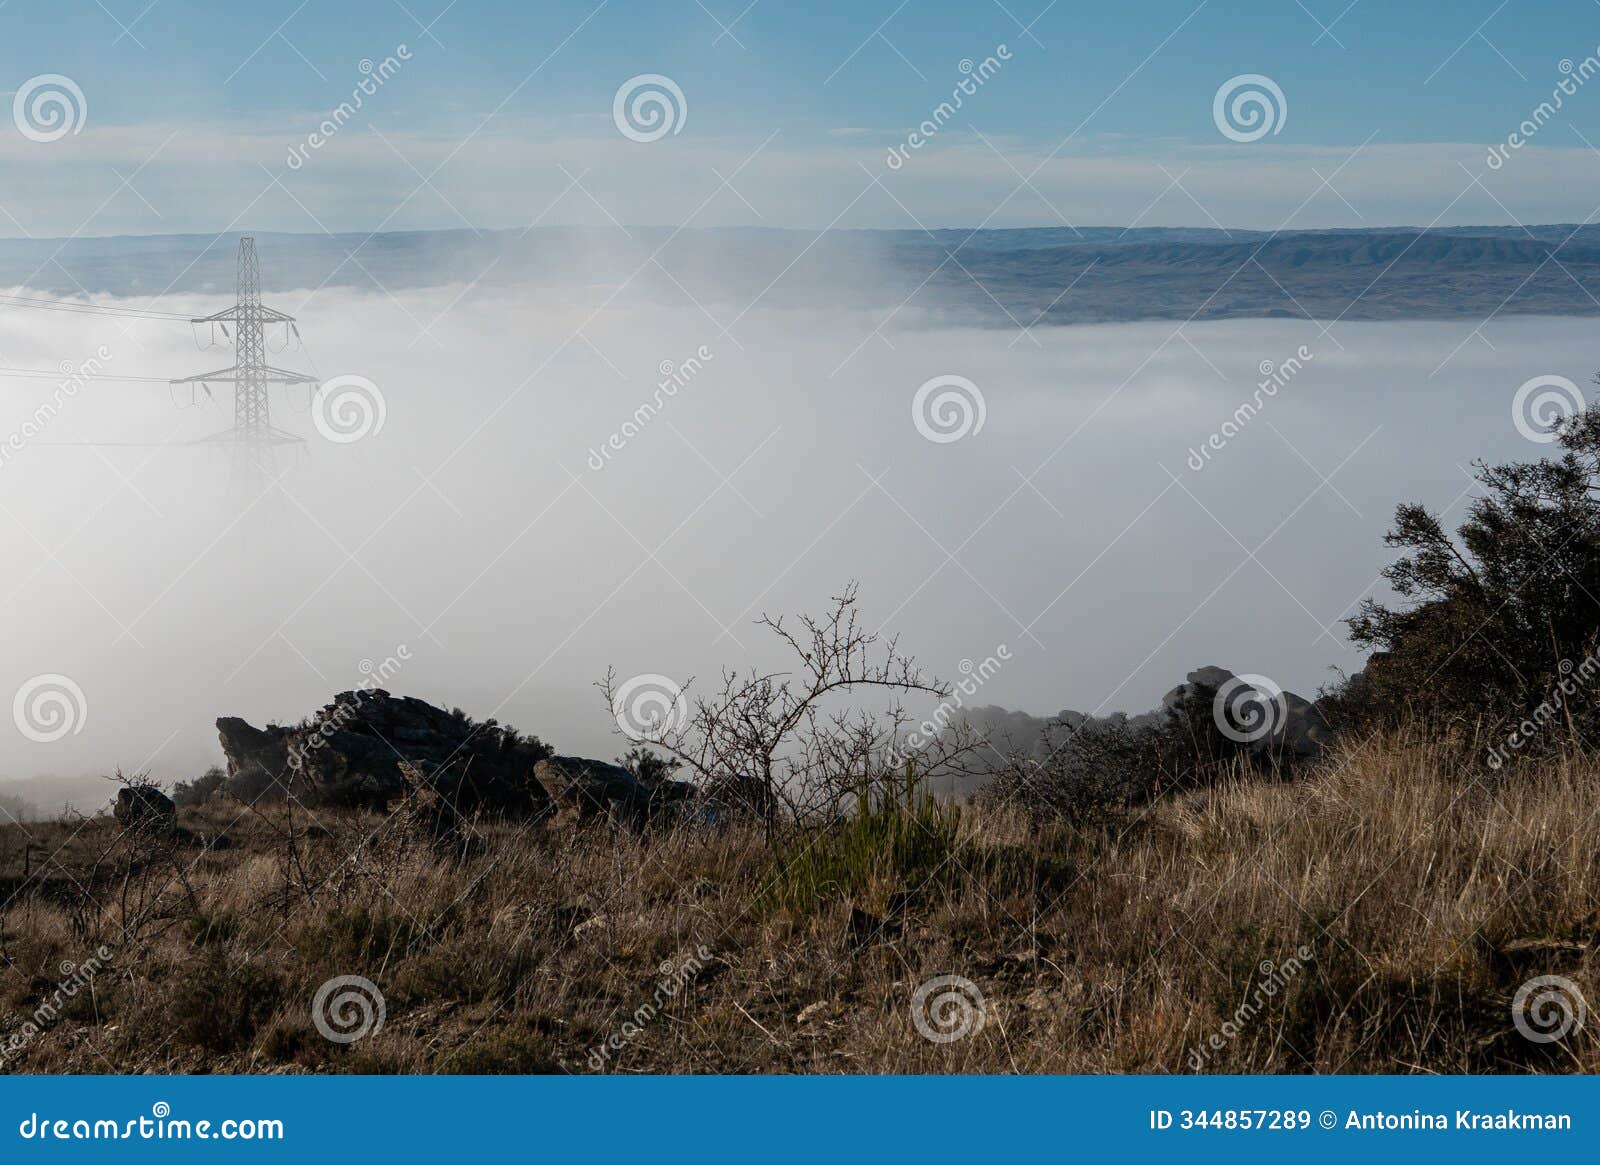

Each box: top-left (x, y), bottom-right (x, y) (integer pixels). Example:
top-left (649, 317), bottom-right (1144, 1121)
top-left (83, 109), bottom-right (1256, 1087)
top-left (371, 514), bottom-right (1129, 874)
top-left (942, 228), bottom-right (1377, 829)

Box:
top-left (0, 283), bottom-right (1583, 791)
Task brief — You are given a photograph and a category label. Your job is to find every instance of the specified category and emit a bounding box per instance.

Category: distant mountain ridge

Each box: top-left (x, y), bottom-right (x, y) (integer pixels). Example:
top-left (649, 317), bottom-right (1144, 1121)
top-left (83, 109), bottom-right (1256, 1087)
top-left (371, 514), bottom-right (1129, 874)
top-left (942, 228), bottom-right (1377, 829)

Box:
top-left (1, 223), bottom-right (1597, 324)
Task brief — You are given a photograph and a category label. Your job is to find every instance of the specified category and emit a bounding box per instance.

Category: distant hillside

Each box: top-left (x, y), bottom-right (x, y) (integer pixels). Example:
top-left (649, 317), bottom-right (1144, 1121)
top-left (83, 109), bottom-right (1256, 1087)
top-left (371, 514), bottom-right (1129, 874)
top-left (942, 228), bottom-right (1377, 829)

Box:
top-left (2, 224), bottom-right (1599, 323)
top-left (894, 229), bottom-right (1600, 324)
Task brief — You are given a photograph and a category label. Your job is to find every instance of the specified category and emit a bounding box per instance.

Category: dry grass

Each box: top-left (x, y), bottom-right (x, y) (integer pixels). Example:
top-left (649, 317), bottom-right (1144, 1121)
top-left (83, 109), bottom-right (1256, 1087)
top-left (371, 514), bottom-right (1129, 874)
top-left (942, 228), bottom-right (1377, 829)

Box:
top-left (1, 731), bottom-right (1597, 1073)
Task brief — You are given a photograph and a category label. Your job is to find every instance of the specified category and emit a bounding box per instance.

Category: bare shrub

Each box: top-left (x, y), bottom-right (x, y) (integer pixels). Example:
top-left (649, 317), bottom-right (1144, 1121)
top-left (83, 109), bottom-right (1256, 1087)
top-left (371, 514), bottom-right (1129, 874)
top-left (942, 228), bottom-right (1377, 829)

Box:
top-left (600, 583), bottom-right (982, 836)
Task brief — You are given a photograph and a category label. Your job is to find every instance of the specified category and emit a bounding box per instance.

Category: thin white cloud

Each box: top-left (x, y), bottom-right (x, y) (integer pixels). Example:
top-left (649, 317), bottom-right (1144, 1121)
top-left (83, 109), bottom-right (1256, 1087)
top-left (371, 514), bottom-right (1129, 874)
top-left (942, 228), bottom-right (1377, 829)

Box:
top-left (0, 118), bottom-right (1596, 238)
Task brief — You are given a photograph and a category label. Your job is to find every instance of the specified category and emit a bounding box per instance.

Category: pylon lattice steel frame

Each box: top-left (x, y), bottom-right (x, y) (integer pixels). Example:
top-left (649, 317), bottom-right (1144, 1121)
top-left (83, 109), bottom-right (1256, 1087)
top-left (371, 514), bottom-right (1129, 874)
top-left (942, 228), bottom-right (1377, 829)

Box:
top-left (171, 236), bottom-right (316, 451)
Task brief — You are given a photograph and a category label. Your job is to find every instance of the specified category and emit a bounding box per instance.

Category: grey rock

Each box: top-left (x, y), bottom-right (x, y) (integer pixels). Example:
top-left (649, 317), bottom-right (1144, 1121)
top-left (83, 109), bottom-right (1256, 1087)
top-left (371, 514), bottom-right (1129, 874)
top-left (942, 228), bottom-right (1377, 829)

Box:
top-left (217, 690), bottom-right (551, 813)
top-left (1162, 666), bottom-right (1332, 758)
top-left (113, 786), bottom-right (176, 834)
top-left (535, 756), bottom-right (651, 824)
top-left (533, 755), bottom-right (712, 827)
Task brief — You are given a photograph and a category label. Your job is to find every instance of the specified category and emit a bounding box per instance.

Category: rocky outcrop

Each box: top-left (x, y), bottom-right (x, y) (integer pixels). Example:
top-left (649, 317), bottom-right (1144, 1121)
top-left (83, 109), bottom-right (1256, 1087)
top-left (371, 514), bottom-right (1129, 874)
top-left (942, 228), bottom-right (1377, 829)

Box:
top-left (214, 715), bottom-right (294, 801)
top-left (216, 690), bottom-right (552, 813)
top-left (1161, 666), bottom-right (1332, 758)
top-left (210, 691), bottom-right (860, 830)
top-left (113, 786), bottom-right (176, 834)
top-left (534, 756), bottom-right (696, 825)
top-left (215, 690), bottom-right (748, 830)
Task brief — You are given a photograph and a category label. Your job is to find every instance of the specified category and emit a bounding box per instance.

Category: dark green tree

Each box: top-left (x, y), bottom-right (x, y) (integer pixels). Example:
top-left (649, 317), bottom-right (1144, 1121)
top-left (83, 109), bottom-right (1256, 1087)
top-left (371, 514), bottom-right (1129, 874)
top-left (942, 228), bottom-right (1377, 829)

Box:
top-left (1346, 394), bottom-right (1600, 734)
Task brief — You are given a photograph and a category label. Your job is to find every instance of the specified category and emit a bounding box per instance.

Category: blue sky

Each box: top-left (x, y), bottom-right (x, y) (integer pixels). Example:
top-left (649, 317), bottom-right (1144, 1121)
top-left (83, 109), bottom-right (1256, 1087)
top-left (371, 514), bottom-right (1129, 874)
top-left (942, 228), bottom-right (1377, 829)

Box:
top-left (2, 0), bottom-right (1600, 233)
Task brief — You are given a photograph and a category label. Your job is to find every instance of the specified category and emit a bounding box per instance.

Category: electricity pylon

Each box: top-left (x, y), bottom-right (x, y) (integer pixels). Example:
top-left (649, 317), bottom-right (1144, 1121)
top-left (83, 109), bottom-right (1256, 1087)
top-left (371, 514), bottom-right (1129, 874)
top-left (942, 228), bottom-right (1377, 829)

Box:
top-left (171, 236), bottom-right (317, 487)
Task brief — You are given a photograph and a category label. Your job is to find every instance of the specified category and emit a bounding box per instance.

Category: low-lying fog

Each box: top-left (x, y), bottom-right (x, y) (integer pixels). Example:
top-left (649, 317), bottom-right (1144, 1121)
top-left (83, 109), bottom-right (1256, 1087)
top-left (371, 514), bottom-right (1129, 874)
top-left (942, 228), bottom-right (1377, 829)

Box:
top-left (0, 281), bottom-right (1587, 795)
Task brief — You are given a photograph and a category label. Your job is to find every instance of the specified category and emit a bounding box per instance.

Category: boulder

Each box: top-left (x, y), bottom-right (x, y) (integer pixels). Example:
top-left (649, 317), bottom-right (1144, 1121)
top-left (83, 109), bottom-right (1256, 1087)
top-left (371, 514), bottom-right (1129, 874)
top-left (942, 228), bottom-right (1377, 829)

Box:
top-left (216, 690), bottom-right (552, 813)
top-left (397, 759), bottom-right (465, 843)
top-left (1161, 666), bottom-right (1332, 758)
top-left (533, 755), bottom-right (699, 826)
top-left (113, 786), bottom-right (176, 834)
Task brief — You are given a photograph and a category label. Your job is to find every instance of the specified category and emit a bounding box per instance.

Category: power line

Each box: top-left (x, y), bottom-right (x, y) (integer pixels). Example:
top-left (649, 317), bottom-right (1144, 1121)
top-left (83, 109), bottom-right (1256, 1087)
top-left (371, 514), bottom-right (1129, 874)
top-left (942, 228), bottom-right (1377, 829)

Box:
top-left (0, 291), bottom-right (192, 321)
top-left (0, 365), bottom-right (175, 383)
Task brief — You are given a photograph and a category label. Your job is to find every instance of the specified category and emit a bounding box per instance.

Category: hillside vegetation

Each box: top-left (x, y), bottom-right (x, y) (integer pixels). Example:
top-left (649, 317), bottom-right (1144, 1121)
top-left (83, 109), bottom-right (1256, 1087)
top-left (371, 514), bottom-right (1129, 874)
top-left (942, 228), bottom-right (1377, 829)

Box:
top-left (0, 728), bottom-right (1593, 1074)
